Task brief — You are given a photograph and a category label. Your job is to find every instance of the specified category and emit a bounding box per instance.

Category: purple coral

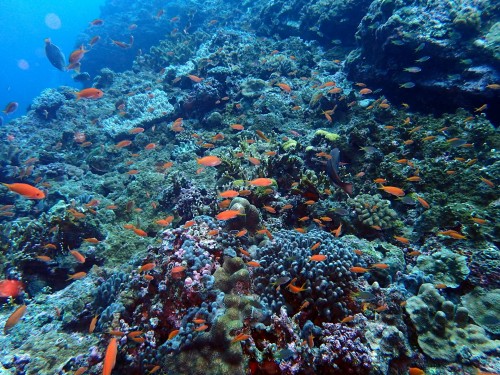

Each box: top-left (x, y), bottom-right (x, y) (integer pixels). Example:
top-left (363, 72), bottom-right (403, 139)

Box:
top-left (316, 323), bottom-right (372, 374)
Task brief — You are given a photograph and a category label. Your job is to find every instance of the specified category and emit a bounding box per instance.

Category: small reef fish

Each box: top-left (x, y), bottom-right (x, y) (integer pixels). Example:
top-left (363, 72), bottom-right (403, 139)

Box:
top-left (67, 272), bottom-right (87, 281)
top-left (4, 305), bottom-right (27, 334)
top-left (2, 183), bottom-right (45, 199)
top-left (248, 178), bottom-right (274, 187)
top-left (70, 250), bottom-right (86, 263)
top-left (231, 333), bottom-right (251, 343)
top-left (326, 148), bottom-right (353, 195)
top-left (437, 230), bottom-right (466, 239)
top-left (89, 314), bottom-right (99, 333)
top-left (68, 45), bottom-right (88, 65)
top-left (168, 329), bottom-right (180, 340)
top-left (219, 190), bottom-right (239, 198)
top-left (102, 337), bottom-right (118, 375)
top-left (197, 156), bottom-right (221, 167)
top-left (2, 102), bottom-right (19, 115)
top-left (187, 74), bottom-right (203, 83)
top-left (90, 19), bottom-right (104, 26)
top-left (287, 279), bottom-right (307, 293)
top-left (349, 267), bottom-right (369, 273)
top-left (394, 236), bottom-right (410, 244)
top-left (378, 185), bottom-right (405, 197)
top-left (309, 254), bottom-right (327, 262)
top-left (215, 210), bottom-right (241, 220)
top-left (74, 88), bottom-right (104, 100)
top-left (44, 38), bottom-right (66, 71)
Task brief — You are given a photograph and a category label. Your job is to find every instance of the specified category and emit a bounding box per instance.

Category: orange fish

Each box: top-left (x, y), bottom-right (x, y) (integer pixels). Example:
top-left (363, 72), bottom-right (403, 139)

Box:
top-left (247, 157), bottom-right (261, 165)
top-left (139, 263), bottom-right (156, 273)
top-left (349, 267), bottom-right (369, 273)
top-left (2, 183), bottom-right (45, 199)
top-left (287, 279), bottom-right (307, 293)
top-left (102, 337), bottom-right (118, 375)
top-left (480, 177), bottom-right (494, 187)
top-left (231, 333), bottom-right (251, 343)
top-left (74, 88), bottom-right (103, 100)
top-left (332, 223), bottom-right (342, 237)
top-left (437, 230), bottom-right (466, 239)
top-left (70, 250), bottom-right (86, 263)
top-left (341, 315), bottom-right (354, 323)
top-left (184, 220), bottom-right (196, 228)
top-left (219, 190), bottom-right (239, 198)
top-left (145, 143), bottom-right (157, 150)
top-left (133, 228), bottom-right (148, 237)
top-left (276, 83), bottom-right (291, 93)
top-left (230, 124), bottom-right (244, 131)
top-left (187, 74), bottom-right (203, 83)
top-left (248, 178), bottom-right (273, 186)
top-left (310, 242), bottom-right (321, 251)
top-left (262, 205), bottom-right (276, 214)
top-left (194, 324), bottom-right (208, 331)
top-left (67, 272), bottom-right (87, 281)
top-left (4, 304), bottom-right (27, 334)
top-left (394, 236), bottom-right (410, 244)
top-left (89, 314), bottom-right (99, 333)
top-left (370, 263), bottom-right (389, 269)
top-left (309, 254), bottom-right (327, 262)
top-left (69, 45), bottom-right (88, 64)
top-left (235, 229), bottom-right (248, 237)
top-left (215, 209), bottom-right (241, 220)
top-left (84, 237), bottom-right (100, 244)
top-left (115, 140), bottom-right (132, 148)
top-left (255, 130), bottom-right (270, 142)
top-left (168, 329), bottom-right (180, 340)
top-left (378, 185), bottom-right (405, 197)
top-left (197, 155), bottom-right (221, 167)
top-left (416, 196), bottom-right (430, 209)
top-left (406, 176), bottom-right (421, 182)
top-left (246, 261), bottom-right (261, 267)
top-left (359, 88), bottom-right (372, 95)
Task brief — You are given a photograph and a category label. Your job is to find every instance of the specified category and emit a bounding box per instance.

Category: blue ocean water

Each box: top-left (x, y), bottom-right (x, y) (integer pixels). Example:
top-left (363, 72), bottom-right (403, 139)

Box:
top-left (0, 0), bottom-right (105, 121)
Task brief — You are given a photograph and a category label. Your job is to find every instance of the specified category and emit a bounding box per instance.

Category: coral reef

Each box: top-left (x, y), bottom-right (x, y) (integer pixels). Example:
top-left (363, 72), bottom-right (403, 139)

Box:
top-left (413, 248), bottom-right (470, 288)
top-left (461, 287), bottom-right (500, 335)
top-left (349, 193), bottom-right (399, 229)
top-left (405, 283), bottom-right (499, 362)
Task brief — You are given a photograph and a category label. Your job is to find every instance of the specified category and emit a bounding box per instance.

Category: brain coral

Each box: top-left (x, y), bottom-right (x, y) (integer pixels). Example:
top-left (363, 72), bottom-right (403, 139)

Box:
top-left (253, 229), bottom-right (358, 321)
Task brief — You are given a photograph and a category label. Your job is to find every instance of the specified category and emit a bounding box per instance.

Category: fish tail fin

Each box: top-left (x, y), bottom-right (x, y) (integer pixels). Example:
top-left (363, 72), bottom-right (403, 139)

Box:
top-left (73, 92), bottom-right (81, 100)
top-left (341, 182), bottom-right (353, 195)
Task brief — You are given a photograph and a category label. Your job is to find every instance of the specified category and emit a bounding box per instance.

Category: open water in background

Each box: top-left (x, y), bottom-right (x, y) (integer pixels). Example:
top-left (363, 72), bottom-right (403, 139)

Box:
top-left (0, 0), bottom-right (105, 121)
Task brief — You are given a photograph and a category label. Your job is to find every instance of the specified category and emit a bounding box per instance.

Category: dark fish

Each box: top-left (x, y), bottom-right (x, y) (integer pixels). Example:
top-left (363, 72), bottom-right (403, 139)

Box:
top-left (72, 72), bottom-right (91, 82)
top-left (2, 102), bottom-right (18, 115)
top-left (400, 196), bottom-right (417, 205)
top-left (448, 139), bottom-right (467, 147)
top-left (331, 207), bottom-right (349, 216)
top-left (326, 148), bottom-right (353, 195)
top-left (44, 38), bottom-right (66, 71)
